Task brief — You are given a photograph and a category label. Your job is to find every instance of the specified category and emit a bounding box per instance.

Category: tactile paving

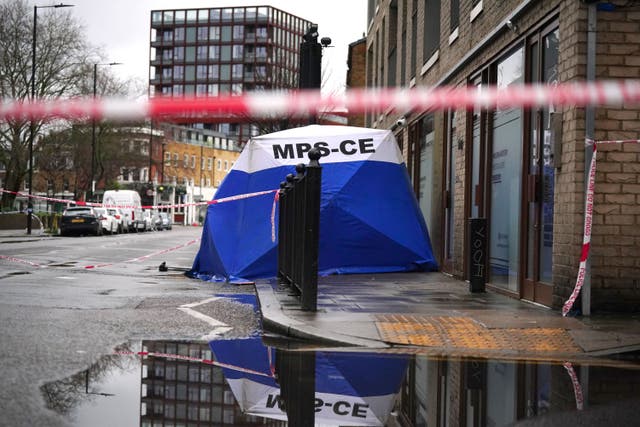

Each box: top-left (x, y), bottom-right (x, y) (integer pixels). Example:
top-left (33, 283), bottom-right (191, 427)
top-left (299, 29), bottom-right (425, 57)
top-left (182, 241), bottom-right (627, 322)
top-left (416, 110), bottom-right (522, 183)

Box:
top-left (376, 314), bottom-right (581, 353)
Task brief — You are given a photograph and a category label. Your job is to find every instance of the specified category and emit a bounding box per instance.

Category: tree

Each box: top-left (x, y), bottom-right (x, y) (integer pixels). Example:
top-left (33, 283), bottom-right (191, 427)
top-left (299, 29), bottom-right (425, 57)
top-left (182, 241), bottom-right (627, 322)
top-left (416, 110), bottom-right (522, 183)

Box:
top-left (0, 0), bottom-right (93, 208)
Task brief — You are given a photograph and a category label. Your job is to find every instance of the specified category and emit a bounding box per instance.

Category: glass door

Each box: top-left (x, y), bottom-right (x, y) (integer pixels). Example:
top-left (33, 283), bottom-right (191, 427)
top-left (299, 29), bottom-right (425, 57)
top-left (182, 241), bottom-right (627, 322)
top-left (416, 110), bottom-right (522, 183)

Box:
top-left (523, 27), bottom-right (558, 306)
top-left (488, 47), bottom-right (524, 293)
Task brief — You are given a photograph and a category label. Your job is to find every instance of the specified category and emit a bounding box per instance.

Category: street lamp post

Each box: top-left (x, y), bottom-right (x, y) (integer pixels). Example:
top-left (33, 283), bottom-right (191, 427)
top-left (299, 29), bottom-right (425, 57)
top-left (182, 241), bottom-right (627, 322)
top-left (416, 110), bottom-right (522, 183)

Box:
top-left (27, 3), bottom-right (74, 235)
top-left (89, 61), bottom-right (121, 202)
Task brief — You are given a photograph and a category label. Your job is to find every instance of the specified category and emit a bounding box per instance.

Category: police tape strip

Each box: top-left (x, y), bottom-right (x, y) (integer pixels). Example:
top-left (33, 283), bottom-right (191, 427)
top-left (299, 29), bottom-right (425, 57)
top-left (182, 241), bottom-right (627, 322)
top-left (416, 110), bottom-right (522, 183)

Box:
top-left (114, 350), bottom-right (273, 377)
top-left (0, 188), bottom-right (277, 211)
top-left (0, 254), bottom-right (43, 268)
top-left (562, 138), bottom-right (640, 316)
top-left (83, 238), bottom-right (200, 269)
top-left (2, 80), bottom-right (640, 121)
top-left (562, 362), bottom-right (584, 410)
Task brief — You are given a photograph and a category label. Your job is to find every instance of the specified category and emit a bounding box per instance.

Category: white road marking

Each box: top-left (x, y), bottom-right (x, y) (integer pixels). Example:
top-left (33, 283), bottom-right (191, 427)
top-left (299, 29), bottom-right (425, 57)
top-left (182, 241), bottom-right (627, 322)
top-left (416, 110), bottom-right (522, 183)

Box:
top-left (178, 297), bottom-right (233, 339)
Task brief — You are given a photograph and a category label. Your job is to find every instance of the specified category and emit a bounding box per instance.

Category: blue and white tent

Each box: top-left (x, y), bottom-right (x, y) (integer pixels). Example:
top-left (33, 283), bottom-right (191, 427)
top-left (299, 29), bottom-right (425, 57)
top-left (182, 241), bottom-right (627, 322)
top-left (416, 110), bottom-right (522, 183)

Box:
top-left (190, 125), bottom-right (437, 282)
top-left (209, 337), bottom-right (409, 426)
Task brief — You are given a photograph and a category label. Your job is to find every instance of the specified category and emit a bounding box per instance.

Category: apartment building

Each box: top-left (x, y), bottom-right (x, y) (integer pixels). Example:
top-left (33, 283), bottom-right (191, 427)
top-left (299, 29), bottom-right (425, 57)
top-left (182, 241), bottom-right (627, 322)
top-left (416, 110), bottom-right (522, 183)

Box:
top-left (149, 6), bottom-right (315, 144)
top-left (366, 0), bottom-right (640, 312)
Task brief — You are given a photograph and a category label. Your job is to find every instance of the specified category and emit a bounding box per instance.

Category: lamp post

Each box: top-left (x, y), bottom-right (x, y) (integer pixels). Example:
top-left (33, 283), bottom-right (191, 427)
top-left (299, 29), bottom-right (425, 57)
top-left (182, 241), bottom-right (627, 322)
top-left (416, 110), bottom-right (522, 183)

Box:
top-left (89, 61), bottom-right (121, 202)
top-left (27, 3), bottom-right (74, 235)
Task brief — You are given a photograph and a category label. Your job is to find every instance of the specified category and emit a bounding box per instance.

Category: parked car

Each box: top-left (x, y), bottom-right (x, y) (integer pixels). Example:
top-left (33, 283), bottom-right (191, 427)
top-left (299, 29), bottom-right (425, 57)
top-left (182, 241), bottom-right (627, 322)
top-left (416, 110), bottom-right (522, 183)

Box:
top-left (93, 207), bottom-right (118, 234)
top-left (60, 207), bottom-right (101, 236)
top-left (107, 208), bottom-right (127, 234)
top-left (158, 212), bottom-right (172, 230)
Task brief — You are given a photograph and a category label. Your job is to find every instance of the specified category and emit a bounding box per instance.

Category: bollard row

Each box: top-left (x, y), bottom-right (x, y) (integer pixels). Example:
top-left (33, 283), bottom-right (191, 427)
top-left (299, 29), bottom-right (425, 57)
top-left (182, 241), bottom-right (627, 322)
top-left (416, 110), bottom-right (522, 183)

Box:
top-left (277, 148), bottom-right (322, 311)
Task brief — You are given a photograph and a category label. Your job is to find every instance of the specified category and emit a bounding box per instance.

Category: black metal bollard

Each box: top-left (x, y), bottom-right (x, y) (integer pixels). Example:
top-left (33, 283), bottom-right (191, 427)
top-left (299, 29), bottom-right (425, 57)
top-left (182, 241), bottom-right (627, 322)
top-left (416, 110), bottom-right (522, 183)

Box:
top-left (300, 149), bottom-right (321, 311)
top-left (276, 148), bottom-right (322, 311)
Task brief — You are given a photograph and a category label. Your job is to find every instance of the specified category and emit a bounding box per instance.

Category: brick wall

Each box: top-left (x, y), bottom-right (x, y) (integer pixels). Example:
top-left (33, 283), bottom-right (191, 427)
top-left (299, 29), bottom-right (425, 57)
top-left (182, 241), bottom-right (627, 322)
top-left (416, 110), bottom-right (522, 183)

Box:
top-left (347, 38), bottom-right (367, 127)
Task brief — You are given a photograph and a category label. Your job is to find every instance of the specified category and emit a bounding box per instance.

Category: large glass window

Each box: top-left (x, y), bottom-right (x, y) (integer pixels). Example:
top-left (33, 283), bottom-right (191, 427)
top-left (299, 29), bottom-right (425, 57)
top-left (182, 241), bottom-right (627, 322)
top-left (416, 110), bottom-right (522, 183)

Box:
top-left (197, 46), bottom-right (208, 60)
top-left (197, 26), bottom-right (208, 40)
top-left (173, 47), bottom-right (184, 61)
top-left (490, 47), bottom-right (524, 291)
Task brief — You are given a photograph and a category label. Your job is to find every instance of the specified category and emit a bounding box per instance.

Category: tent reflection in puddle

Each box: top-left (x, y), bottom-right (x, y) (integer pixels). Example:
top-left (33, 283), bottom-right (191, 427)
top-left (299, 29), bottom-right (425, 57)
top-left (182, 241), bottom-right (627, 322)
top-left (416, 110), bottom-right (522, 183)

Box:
top-left (210, 337), bottom-right (408, 426)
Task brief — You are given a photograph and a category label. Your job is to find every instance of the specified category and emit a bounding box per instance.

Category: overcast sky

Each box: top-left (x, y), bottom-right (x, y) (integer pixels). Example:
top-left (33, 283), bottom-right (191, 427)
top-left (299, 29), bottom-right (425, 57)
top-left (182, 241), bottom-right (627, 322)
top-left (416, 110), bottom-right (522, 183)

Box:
top-left (48, 0), bottom-right (368, 96)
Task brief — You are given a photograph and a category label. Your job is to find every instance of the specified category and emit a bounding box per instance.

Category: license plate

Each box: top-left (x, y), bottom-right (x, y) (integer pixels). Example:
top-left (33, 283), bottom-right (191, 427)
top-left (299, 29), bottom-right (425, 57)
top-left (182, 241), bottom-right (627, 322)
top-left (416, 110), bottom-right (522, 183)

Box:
top-left (71, 218), bottom-right (84, 223)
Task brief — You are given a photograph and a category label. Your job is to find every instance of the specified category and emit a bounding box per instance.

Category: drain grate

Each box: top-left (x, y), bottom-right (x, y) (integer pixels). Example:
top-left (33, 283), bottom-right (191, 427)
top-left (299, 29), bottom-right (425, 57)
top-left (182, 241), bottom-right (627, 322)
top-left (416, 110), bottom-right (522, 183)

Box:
top-left (376, 314), bottom-right (581, 353)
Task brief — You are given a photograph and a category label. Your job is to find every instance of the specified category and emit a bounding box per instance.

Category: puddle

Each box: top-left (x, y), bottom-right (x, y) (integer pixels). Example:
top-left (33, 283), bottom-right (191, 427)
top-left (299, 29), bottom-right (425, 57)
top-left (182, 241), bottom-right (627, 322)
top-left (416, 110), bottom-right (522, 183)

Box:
top-left (40, 292), bottom-right (640, 426)
top-left (41, 336), bottom-right (640, 426)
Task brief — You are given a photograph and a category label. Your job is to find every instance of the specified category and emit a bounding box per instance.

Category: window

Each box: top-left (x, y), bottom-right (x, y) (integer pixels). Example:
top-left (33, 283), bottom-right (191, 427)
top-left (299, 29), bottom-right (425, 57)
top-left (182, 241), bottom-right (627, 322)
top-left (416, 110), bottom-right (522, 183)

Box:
top-left (173, 47), bottom-right (184, 61)
top-left (208, 64), bottom-right (219, 79)
top-left (201, 156), bottom-right (205, 170)
top-left (224, 160), bottom-right (228, 170)
top-left (209, 45), bottom-right (220, 60)
top-left (423, 0), bottom-right (441, 61)
top-left (197, 26), bottom-right (208, 40)
top-left (232, 45), bottom-right (244, 60)
top-left (173, 65), bottom-right (184, 79)
top-left (183, 154), bottom-right (189, 168)
top-left (197, 46), bottom-right (208, 60)
top-left (165, 152), bottom-right (171, 165)
top-left (185, 65), bottom-right (195, 81)
top-left (217, 159), bottom-right (222, 170)
top-left (232, 64), bottom-right (243, 79)
top-left (174, 27), bottom-right (185, 41)
top-left (191, 155), bottom-right (196, 168)
top-left (450, 0), bottom-right (460, 33)
top-left (186, 27), bottom-right (196, 43)
top-left (233, 25), bottom-right (244, 40)
top-left (173, 153), bottom-right (179, 167)
top-left (209, 26), bottom-right (220, 40)
top-left (208, 157), bottom-right (213, 170)
top-left (162, 67), bottom-right (172, 79)
top-left (197, 65), bottom-right (208, 79)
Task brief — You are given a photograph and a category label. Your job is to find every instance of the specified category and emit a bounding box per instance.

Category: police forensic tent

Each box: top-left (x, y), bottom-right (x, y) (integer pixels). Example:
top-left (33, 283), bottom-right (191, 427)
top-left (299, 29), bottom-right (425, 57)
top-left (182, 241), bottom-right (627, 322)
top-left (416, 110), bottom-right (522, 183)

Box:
top-left (189, 125), bottom-right (438, 282)
top-left (209, 337), bottom-right (409, 425)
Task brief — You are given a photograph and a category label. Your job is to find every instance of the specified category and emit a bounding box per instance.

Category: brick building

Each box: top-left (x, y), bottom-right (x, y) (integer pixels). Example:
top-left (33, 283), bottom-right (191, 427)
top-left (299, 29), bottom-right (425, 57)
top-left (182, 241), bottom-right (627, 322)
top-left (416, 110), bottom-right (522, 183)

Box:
top-left (346, 37), bottom-right (367, 127)
top-left (365, 0), bottom-right (640, 312)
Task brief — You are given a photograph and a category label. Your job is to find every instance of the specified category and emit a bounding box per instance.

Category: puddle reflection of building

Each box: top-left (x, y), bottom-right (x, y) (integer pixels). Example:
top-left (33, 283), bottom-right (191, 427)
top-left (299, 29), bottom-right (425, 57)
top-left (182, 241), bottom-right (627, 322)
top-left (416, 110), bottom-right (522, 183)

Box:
top-left (397, 356), bottom-right (640, 426)
top-left (139, 340), bottom-right (285, 427)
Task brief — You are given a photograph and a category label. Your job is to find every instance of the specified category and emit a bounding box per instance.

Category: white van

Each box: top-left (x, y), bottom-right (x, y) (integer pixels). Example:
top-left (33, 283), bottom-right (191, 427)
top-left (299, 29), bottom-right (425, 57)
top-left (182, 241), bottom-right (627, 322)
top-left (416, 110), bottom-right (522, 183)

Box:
top-left (102, 190), bottom-right (144, 232)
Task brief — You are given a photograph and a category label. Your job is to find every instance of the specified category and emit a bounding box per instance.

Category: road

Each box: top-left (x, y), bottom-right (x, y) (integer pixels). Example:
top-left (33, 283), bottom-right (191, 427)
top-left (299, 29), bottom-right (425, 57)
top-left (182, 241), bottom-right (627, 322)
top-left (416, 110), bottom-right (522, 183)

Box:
top-left (0, 226), bottom-right (260, 426)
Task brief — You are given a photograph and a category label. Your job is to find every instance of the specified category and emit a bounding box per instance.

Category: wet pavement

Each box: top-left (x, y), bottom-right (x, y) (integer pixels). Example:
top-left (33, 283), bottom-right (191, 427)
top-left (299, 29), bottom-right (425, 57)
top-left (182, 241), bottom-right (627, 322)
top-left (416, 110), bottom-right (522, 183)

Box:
top-left (255, 272), bottom-right (640, 364)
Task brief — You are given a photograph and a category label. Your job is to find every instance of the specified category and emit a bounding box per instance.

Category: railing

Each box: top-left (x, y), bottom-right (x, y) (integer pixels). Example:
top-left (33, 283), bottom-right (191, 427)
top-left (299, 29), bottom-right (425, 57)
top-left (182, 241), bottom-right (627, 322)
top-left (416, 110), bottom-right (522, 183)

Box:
top-left (277, 148), bottom-right (322, 311)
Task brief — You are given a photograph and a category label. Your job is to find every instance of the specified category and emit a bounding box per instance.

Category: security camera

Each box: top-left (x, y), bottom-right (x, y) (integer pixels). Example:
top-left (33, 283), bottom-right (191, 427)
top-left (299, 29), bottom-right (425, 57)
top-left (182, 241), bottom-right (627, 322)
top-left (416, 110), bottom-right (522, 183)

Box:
top-left (396, 117), bottom-right (407, 127)
top-left (506, 19), bottom-right (518, 33)
top-left (320, 37), bottom-right (332, 47)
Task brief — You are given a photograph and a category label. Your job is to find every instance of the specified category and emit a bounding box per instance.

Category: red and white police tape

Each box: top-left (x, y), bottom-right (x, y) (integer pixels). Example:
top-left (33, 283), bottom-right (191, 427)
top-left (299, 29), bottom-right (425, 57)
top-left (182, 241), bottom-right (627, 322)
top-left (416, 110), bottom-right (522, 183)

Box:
top-left (1, 80), bottom-right (640, 121)
top-left (0, 188), bottom-right (277, 211)
top-left (83, 238), bottom-right (200, 269)
top-left (563, 362), bottom-right (584, 410)
top-left (562, 138), bottom-right (640, 316)
top-left (0, 254), bottom-right (43, 268)
top-left (114, 350), bottom-right (273, 377)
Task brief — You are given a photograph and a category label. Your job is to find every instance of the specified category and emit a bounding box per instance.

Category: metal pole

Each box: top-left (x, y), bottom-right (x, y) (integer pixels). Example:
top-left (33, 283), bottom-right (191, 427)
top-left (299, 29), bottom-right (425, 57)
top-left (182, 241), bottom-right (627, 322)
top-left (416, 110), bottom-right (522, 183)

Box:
top-left (27, 6), bottom-right (37, 235)
top-left (90, 63), bottom-right (97, 202)
top-left (583, 3), bottom-right (596, 316)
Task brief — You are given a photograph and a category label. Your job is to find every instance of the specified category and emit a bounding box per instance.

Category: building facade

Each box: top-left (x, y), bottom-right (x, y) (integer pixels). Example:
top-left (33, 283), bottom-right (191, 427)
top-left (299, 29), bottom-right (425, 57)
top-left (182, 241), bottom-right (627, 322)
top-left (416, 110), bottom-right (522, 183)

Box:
top-left (366, 0), bottom-right (640, 312)
top-left (149, 6), bottom-right (315, 145)
top-left (346, 37), bottom-right (367, 127)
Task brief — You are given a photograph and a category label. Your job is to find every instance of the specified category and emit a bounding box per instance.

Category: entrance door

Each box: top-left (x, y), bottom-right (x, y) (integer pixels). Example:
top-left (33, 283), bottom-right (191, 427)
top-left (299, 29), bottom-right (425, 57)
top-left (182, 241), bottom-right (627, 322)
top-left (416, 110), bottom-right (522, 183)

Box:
top-left (523, 27), bottom-right (559, 306)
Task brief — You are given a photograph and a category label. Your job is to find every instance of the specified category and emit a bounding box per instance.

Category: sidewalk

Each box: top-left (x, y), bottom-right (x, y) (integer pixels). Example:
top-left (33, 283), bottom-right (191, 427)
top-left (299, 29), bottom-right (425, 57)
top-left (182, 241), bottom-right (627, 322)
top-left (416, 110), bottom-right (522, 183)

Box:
top-left (255, 272), bottom-right (640, 363)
